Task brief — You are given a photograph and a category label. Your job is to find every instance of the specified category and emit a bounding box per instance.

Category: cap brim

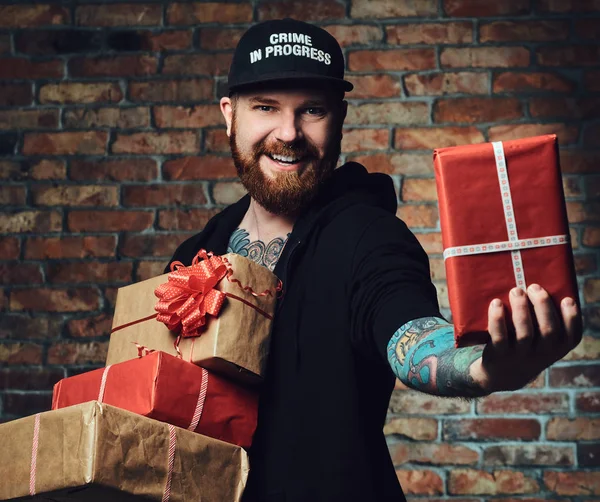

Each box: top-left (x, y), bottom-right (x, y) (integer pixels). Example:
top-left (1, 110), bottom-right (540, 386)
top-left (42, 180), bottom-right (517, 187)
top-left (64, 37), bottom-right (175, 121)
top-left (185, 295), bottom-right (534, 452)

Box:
top-left (228, 72), bottom-right (353, 94)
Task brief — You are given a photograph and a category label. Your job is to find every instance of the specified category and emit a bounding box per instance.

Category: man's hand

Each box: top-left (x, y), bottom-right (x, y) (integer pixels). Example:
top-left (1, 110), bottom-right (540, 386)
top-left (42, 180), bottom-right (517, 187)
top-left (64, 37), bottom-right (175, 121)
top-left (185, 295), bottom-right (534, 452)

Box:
top-left (471, 284), bottom-right (583, 393)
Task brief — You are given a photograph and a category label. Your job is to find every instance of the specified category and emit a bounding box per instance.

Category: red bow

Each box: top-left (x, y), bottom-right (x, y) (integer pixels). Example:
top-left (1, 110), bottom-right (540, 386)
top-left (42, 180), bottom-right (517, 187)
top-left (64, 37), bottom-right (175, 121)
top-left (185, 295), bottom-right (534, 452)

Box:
top-left (154, 250), bottom-right (228, 338)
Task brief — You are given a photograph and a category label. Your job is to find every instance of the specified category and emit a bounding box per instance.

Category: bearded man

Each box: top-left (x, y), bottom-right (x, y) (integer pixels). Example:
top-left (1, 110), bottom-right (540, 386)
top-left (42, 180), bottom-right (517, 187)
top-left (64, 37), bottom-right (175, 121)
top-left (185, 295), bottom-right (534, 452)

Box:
top-left (166, 18), bottom-right (582, 502)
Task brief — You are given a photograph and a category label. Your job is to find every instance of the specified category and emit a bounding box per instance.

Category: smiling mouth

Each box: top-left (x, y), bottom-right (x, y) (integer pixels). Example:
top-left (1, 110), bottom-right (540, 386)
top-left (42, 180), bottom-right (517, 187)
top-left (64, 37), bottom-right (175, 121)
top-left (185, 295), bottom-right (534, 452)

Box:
top-left (267, 153), bottom-right (305, 165)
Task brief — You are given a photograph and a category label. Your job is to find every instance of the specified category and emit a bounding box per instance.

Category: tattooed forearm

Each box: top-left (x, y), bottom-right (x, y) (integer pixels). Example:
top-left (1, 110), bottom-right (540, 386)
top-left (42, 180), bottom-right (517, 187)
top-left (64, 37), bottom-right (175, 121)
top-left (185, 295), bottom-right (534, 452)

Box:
top-left (387, 317), bottom-right (488, 398)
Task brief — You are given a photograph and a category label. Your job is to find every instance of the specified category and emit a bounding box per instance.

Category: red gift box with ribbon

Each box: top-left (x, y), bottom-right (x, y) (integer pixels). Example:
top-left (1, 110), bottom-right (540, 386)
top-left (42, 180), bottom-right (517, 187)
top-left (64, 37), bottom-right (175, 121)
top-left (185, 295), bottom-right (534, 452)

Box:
top-left (52, 351), bottom-right (259, 449)
top-left (434, 134), bottom-right (578, 346)
top-left (106, 252), bottom-right (280, 383)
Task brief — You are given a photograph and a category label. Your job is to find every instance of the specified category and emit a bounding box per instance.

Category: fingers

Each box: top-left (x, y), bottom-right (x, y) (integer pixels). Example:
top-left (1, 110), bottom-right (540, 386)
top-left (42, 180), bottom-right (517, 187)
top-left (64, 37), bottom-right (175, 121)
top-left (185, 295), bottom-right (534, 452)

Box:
top-left (561, 297), bottom-right (583, 350)
top-left (510, 287), bottom-right (534, 351)
top-left (527, 284), bottom-right (560, 346)
top-left (487, 298), bottom-right (509, 355)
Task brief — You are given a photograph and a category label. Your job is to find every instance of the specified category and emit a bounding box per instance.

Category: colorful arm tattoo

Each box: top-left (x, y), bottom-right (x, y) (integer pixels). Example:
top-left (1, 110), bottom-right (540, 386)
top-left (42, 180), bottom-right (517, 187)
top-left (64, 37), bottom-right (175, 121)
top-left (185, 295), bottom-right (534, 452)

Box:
top-left (387, 316), bottom-right (488, 398)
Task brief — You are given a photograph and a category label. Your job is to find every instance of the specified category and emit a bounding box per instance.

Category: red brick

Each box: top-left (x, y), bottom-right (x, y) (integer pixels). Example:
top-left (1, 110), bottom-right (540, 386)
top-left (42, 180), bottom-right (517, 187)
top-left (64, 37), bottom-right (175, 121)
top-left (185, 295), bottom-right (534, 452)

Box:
top-left (441, 47), bottom-right (530, 68)
top-left (564, 336), bottom-right (600, 361)
top-left (258, 0), bottom-right (345, 21)
top-left (154, 105), bottom-right (224, 128)
top-left (351, 0), bottom-right (437, 17)
top-left (158, 208), bottom-right (220, 231)
top-left (577, 392), bottom-right (600, 412)
top-left (548, 418), bottom-right (600, 440)
top-left (163, 54), bottom-right (232, 76)
top-left (346, 75), bottom-right (401, 99)
top-left (3, 392), bottom-right (52, 416)
top-left (483, 445), bottom-right (574, 466)
top-left (585, 279), bottom-right (600, 303)
top-left (537, 45), bottom-right (600, 67)
top-left (25, 236), bottom-right (116, 259)
top-left (561, 150), bottom-right (600, 174)
top-left (0, 186), bottom-right (26, 205)
top-left (205, 129), bottom-right (230, 153)
top-left (40, 81), bottom-right (123, 104)
top-left (396, 204), bottom-right (438, 228)
top-left (0, 57), bottom-right (63, 79)
top-left (0, 238), bottom-right (19, 260)
top-left (129, 79), bottom-right (213, 103)
top-left (15, 29), bottom-right (103, 56)
top-left (123, 184), bottom-right (207, 207)
top-left (585, 70), bottom-right (600, 92)
top-left (76, 4), bottom-right (162, 26)
top-left (47, 341), bottom-right (108, 365)
top-left (429, 257), bottom-right (445, 280)
top-left (481, 20), bottom-right (569, 42)
top-left (584, 176), bottom-right (600, 200)
top-left (550, 365), bottom-right (600, 388)
top-left (537, 0), bottom-right (600, 12)
top-left (570, 227), bottom-right (579, 250)
top-left (435, 98), bottom-right (522, 124)
top-left (63, 107), bottom-right (149, 129)
top-left (32, 185), bottom-right (118, 207)
top-left (112, 132), bottom-right (199, 155)
top-left (168, 2), bottom-right (252, 24)
top-left (69, 55), bottom-right (158, 77)
top-left (389, 389), bottom-right (470, 414)
top-left (544, 471), bottom-right (600, 496)
top-left (0, 84), bottom-right (32, 107)
top-left (391, 442), bottom-right (479, 465)
top-left (405, 72), bottom-right (489, 96)
top-left (575, 254), bottom-right (597, 275)
top-left (47, 262), bottom-right (133, 284)
top-left (395, 126), bottom-right (484, 149)
top-left (401, 179), bottom-right (437, 202)
top-left (341, 129), bottom-right (389, 152)
top-left (449, 469), bottom-right (539, 495)
top-left (67, 314), bottom-right (113, 339)
top-left (444, 419), bottom-right (541, 441)
top-left (68, 210), bottom-right (154, 232)
top-left (444, 0), bottom-right (531, 15)
top-left (0, 263), bottom-right (42, 285)
top-left (348, 49), bottom-right (436, 71)
top-left (70, 158), bottom-right (157, 182)
top-left (387, 22), bottom-right (472, 44)
top-left (489, 124), bottom-right (578, 145)
top-left (493, 72), bottom-right (575, 93)
top-left (477, 392), bottom-right (569, 414)
top-left (529, 97), bottom-right (600, 120)
top-left (324, 25), bottom-right (383, 47)
top-left (0, 5), bottom-right (69, 28)
top-left (0, 109), bottom-right (58, 130)
top-left (104, 288), bottom-right (118, 310)
top-left (1, 316), bottom-right (58, 340)
top-left (0, 367), bottom-right (64, 391)
top-left (23, 132), bottom-right (107, 156)
top-left (213, 181), bottom-right (248, 205)
top-left (138, 30), bottom-right (193, 51)
top-left (562, 176), bottom-right (582, 199)
top-left (585, 124), bottom-right (600, 148)
top-left (199, 27), bottom-right (245, 50)
top-left (136, 260), bottom-right (168, 281)
top-left (163, 156), bottom-right (237, 180)
top-left (583, 227), bottom-right (600, 247)
top-left (396, 470), bottom-right (443, 495)
top-left (347, 102), bottom-right (429, 126)
top-left (119, 233), bottom-right (192, 258)
top-left (383, 417), bottom-right (438, 440)
top-left (0, 159), bottom-right (65, 181)
top-left (0, 210), bottom-right (62, 233)
top-left (10, 288), bottom-right (101, 312)
top-left (350, 153), bottom-right (433, 176)
top-left (0, 34), bottom-right (8, 54)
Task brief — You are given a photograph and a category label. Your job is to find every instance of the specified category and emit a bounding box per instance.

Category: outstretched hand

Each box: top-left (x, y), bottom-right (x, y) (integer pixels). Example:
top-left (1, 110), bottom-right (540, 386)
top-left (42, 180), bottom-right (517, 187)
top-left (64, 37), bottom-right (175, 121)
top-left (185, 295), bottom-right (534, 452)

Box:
top-left (471, 285), bottom-right (583, 393)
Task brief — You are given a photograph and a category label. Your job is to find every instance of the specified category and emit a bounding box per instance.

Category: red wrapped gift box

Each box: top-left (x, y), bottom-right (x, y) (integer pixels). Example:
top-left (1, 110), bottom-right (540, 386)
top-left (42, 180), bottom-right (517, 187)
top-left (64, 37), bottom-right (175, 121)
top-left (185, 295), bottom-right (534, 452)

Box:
top-left (52, 351), bottom-right (259, 449)
top-left (433, 134), bottom-right (578, 346)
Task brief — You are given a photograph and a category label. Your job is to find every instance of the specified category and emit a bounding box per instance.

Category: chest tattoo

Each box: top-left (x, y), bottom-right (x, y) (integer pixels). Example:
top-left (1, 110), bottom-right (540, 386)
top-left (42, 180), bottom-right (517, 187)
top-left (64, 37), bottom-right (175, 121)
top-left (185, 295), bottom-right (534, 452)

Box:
top-left (227, 228), bottom-right (289, 271)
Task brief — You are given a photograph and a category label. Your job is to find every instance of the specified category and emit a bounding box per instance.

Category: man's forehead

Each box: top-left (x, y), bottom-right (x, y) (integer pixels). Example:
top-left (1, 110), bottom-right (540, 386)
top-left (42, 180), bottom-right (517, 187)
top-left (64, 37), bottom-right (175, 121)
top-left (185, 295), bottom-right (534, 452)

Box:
top-left (238, 87), bottom-right (333, 104)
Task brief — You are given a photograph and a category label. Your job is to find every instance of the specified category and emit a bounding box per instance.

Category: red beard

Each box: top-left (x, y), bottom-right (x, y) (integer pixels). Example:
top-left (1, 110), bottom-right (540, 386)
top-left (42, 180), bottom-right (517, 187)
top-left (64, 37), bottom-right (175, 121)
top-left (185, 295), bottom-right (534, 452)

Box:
top-left (229, 116), bottom-right (341, 216)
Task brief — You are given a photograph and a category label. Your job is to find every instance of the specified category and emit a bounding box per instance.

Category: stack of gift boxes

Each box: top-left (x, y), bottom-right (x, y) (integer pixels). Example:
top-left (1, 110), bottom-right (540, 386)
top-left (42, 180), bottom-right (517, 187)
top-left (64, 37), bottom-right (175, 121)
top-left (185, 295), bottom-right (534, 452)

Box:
top-left (0, 252), bottom-right (280, 501)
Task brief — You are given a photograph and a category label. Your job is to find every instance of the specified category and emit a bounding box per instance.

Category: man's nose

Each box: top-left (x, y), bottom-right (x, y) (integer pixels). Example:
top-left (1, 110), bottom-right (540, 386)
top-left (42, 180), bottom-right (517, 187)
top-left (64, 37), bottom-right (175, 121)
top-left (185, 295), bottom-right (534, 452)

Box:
top-left (274, 111), bottom-right (302, 144)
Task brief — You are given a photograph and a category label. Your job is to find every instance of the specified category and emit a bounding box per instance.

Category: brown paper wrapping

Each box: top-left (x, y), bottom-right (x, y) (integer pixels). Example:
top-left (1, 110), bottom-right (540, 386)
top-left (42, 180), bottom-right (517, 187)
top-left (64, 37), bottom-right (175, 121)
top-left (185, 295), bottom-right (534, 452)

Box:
top-left (0, 401), bottom-right (249, 501)
top-left (106, 253), bottom-right (278, 383)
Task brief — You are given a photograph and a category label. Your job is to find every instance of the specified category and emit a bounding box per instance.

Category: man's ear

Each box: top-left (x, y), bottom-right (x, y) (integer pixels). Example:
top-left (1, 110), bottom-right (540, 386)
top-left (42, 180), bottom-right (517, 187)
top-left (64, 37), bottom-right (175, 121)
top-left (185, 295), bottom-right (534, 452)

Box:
top-left (220, 97), bottom-right (233, 137)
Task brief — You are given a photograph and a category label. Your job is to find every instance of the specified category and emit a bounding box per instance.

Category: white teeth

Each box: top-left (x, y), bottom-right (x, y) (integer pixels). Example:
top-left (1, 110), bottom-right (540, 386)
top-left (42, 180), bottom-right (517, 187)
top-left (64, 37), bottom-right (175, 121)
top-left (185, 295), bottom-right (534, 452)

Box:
top-left (271, 154), bottom-right (299, 163)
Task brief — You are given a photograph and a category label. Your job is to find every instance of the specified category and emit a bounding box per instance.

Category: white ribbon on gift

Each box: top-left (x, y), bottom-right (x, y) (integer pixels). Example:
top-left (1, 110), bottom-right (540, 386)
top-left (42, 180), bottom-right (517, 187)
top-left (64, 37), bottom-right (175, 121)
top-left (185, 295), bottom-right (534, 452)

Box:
top-left (443, 141), bottom-right (569, 290)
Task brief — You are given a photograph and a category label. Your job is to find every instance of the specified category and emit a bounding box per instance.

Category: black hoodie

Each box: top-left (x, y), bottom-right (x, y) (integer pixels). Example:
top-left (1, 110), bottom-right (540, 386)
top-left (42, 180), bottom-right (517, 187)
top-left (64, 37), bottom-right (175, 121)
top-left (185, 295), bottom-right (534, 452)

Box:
top-left (166, 163), bottom-right (441, 502)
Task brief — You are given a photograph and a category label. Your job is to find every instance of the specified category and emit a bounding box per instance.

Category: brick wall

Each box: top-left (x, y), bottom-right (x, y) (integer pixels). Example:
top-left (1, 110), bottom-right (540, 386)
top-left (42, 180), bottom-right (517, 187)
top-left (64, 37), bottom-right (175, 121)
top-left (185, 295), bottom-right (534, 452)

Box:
top-left (1, 0), bottom-right (599, 498)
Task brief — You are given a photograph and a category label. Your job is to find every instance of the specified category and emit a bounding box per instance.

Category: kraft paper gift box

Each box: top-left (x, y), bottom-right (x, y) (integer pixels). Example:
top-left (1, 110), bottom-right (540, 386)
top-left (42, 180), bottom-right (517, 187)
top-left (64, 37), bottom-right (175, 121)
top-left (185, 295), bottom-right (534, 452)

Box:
top-left (52, 351), bottom-right (259, 449)
top-left (106, 252), bottom-right (279, 383)
top-left (433, 134), bottom-right (578, 346)
top-left (0, 401), bottom-right (248, 501)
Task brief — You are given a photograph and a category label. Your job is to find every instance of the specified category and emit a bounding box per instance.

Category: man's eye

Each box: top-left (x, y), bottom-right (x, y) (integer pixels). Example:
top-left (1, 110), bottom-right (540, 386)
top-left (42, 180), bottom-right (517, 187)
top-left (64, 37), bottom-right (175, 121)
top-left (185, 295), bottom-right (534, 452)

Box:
top-left (305, 107), bottom-right (326, 116)
top-left (255, 105), bottom-right (273, 112)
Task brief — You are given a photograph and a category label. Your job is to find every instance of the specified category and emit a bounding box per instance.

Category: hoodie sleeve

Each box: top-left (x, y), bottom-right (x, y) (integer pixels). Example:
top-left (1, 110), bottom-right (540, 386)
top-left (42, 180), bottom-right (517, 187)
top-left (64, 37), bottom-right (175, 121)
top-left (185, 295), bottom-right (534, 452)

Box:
top-left (349, 212), bottom-right (443, 363)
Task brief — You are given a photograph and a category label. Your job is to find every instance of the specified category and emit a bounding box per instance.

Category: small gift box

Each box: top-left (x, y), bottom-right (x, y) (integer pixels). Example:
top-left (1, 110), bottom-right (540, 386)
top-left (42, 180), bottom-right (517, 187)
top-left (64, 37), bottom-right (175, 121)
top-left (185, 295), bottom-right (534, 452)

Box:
top-left (106, 251), bottom-right (279, 383)
top-left (52, 351), bottom-right (259, 448)
top-left (0, 401), bottom-right (248, 501)
top-left (433, 134), bottom-right (578, 346)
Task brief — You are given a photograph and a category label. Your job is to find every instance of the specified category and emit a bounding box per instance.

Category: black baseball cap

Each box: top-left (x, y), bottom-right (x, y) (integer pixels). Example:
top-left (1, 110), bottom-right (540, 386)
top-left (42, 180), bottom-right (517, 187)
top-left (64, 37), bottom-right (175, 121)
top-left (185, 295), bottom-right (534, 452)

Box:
top-left (227, 18), bottom-right (353, 94)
